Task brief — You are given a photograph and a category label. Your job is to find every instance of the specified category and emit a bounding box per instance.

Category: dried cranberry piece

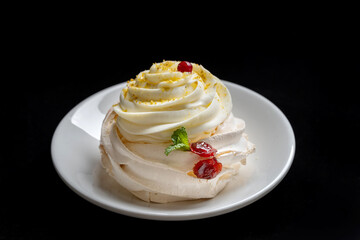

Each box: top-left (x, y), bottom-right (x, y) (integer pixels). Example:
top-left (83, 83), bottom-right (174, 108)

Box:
top-left (193, 158), bottom-right (222, 179)
top-left (190, 141), bottom-right (217, 157)
top-left (177, 61), bottom-right (193, 72)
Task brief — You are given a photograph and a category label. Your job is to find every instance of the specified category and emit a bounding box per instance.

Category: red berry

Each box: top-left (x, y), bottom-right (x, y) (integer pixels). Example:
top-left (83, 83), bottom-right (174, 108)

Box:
top-left (177, 61), bottom-right (193, 72)
top-left (193, 158), bottom-right (222, 179)
top-left (190, 141), bottom-right (217, 157)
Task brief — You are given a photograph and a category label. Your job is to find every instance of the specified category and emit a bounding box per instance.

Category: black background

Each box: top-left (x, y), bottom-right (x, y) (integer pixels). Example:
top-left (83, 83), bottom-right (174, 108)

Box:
top-left (3, 15), bottom-right (360, 239)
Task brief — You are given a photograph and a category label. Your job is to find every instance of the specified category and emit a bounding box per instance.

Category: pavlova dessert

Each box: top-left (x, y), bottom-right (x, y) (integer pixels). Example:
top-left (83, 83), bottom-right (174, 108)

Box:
top-left (99, 60), bottom-right (255, 203)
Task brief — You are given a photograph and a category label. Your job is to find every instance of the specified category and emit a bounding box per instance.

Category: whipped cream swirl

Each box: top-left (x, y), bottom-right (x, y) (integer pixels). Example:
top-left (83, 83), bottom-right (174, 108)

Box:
top-left (114, 61), bottom-right (232, 142)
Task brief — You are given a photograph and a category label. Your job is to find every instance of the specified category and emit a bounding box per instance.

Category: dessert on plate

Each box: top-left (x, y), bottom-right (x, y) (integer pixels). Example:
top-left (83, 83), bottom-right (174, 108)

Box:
top-left (99, 60), bottom-right (255, 203)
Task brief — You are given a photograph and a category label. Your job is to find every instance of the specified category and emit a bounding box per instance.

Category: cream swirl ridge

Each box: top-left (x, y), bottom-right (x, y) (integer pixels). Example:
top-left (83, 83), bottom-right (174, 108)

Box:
top-left (114, 61), bottom-right (232, 143)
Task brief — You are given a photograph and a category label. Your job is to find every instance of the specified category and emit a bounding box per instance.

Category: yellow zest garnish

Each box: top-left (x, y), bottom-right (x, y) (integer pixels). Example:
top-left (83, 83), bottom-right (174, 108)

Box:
top-left (187, 171), bottom-right (197, 178)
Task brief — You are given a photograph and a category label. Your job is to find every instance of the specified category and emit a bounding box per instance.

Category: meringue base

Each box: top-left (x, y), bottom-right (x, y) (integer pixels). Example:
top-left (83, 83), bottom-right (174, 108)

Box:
top-left (100, 144), bottom-right (241, 203)
top-left (100, 144), bottom-right (191, 203)
top-left (99, 108), bottom-right (255, 203)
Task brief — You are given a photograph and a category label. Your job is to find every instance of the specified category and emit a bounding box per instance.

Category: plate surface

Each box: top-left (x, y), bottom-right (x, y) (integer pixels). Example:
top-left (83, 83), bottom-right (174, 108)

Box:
top-left (51, 81), bottom-right (295, 220)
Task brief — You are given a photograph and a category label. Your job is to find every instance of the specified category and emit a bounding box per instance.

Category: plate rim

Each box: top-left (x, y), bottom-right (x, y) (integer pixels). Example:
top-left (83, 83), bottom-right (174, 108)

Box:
top-left (51, 81), bottom-right (296, 220)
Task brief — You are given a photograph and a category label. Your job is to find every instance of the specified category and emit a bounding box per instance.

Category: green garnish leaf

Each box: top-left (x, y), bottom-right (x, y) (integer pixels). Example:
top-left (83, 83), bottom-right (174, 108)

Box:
top-left (164, 127), bottom-right (190, 156)
top-left (164, 143), bottom-right (187, 156)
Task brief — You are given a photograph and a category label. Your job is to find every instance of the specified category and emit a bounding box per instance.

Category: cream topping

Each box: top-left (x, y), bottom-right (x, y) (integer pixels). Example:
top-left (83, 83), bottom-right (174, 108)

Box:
top-left (114, 61), bottom-right (232, 143)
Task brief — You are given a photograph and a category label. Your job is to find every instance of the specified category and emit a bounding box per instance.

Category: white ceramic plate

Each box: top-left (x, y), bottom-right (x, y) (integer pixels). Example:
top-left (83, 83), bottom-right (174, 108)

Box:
top-left (51, 81), bottom-right (295, 220)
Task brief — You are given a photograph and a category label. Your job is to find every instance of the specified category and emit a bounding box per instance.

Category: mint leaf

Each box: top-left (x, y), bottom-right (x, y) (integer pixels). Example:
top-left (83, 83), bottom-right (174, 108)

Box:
top-left (165, 143), bottom-right (187, 156)
top-left (171, 127), bottom-right (190, 146)
top-left (164, 127), bottom-right (190, 156)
